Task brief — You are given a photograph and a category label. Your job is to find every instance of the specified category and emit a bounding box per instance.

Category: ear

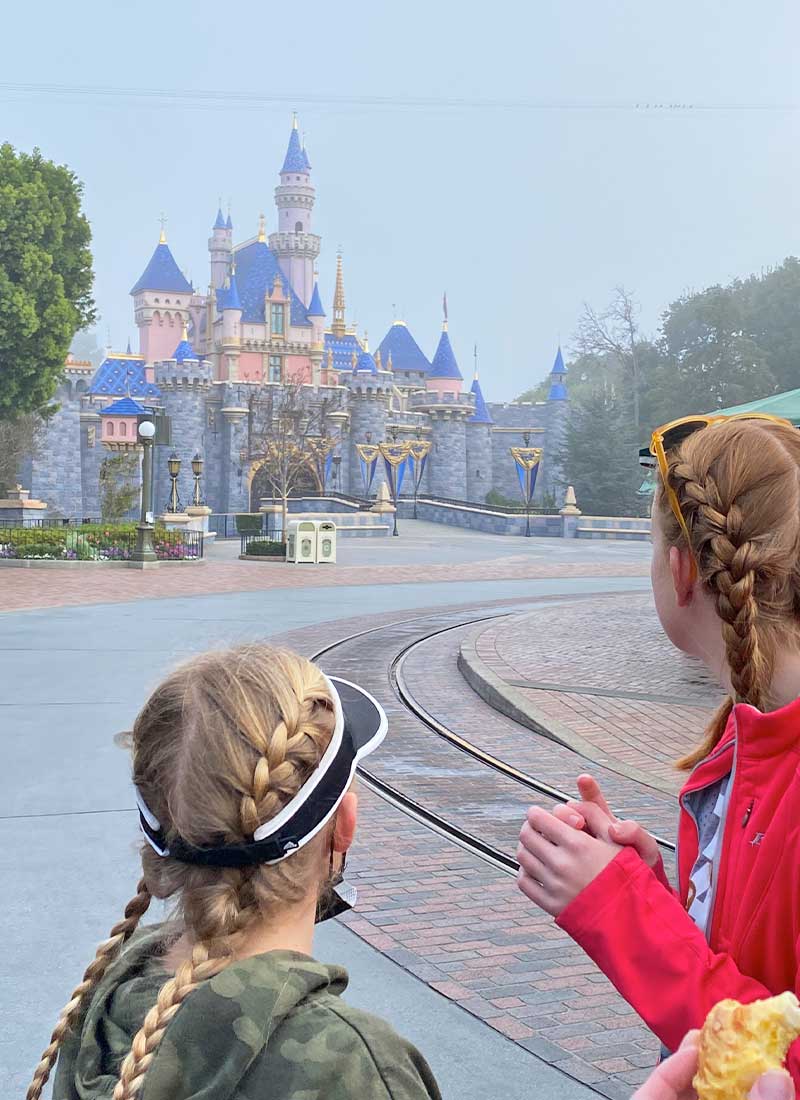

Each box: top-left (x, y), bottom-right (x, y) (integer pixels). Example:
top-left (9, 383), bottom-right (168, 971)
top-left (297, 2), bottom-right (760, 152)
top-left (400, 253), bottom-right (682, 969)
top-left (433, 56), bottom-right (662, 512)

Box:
top-left (669, 545), bottom-right (696, 607)
top-left (332, 791), bottom-right (358, 854)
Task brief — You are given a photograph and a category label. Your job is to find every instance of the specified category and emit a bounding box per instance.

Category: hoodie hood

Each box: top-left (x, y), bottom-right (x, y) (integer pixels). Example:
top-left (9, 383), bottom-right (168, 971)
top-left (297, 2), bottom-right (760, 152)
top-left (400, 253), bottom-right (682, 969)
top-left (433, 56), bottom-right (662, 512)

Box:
top-left (55, 925), bottom-right (348, 1100)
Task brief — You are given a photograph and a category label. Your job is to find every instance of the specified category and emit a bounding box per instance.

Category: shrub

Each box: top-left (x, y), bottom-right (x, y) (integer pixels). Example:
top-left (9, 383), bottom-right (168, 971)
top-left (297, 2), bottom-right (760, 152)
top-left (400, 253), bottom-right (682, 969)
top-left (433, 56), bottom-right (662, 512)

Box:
top-left (236, 513), bottom-right (263, 534)
top-left (244, 539), bottom-right (285, 557)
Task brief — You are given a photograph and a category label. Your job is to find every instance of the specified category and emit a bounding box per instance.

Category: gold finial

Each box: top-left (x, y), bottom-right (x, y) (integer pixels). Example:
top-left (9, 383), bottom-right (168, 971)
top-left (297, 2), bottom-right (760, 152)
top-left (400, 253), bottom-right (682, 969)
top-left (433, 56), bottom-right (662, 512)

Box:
top-left (182, 320), bottom-right (189, 341)
top-left (258, 213), bottom-right (266, 243)
top-left (375, 348), bottom-right (382, 370)
top-left (159, 212), bottom-right (167, 244)
top-left (292, 111), bottom-right (298, 130)
top-left (332, 251), bottom-right (347, 338)
top-left (473, 343), bottom-right (479, 381)
top-left (387, 350), bottom-right (393, 371)
top-left (363, 330), bottom-right (369, 352)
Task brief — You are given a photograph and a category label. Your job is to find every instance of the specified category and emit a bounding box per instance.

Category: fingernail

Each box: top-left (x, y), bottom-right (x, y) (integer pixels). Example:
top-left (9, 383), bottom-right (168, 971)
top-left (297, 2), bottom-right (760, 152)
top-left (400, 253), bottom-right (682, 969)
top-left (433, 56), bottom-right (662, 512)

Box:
top-left (750, 1070), bottom-right (794, 1100)
top-left (567, 814), bottom-right (583, 828)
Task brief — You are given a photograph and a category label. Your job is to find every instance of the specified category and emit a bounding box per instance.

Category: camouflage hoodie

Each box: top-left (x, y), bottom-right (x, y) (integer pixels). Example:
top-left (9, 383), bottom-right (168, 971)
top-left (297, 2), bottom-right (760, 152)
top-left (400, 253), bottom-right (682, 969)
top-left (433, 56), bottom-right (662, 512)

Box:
top-left (53, 925), bottom-right (442, 1100)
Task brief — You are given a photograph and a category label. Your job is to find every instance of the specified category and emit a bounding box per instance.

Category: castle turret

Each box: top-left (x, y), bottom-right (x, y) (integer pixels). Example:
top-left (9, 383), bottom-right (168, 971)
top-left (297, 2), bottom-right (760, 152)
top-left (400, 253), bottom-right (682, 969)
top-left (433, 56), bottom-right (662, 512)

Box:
top-left (330, 252), bottom-right (347, 338)
top-left (466, 348), bottom-right (493, 503)
top-left (220, 268), bottom-right (243, 381)
top-left (131, 225), bottom-right (193, 363)
top-left (427, 296), bottom-right (463, 401)
top-left (208, 205), bottom-right (232, 290)
top-left (307, 278), bottom-right (326, 385)
top-left (376, 320), bottom-right (431, 390)
top-left (345, 340), bottom-right (393, 497)
top-left (269, 115), bottom-right (320, 308)
top-left (542, 346), bottom-right (569, 500)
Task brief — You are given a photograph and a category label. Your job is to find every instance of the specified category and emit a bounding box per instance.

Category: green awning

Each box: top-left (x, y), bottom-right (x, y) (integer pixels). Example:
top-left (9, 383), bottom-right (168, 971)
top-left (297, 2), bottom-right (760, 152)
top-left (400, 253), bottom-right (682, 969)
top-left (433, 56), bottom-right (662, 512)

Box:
top-left (714, 387), bottom-right (800, 425)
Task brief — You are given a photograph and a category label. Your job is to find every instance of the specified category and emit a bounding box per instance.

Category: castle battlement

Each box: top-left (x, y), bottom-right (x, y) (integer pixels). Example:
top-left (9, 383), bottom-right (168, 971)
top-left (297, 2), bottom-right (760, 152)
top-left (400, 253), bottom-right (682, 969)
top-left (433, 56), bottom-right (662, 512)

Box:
top-left (154, 359), bottom-right (213, 389)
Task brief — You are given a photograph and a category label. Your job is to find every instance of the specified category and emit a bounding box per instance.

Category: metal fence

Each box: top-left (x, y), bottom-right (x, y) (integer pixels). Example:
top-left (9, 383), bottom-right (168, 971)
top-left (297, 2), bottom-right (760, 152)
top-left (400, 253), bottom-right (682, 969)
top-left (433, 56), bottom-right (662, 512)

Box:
top-left (0, 524), bottom-right (203, 561)
top-left (240, 533), bottom-right (286, 558)
top-left (0, 517), bottom-right (101, 529)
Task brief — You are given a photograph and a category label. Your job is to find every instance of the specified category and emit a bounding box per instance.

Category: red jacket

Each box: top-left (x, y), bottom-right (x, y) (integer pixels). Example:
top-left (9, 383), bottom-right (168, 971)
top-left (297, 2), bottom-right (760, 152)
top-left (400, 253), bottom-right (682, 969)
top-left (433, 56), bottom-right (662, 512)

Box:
top-left (557, 698), bottom-right (800, 1082)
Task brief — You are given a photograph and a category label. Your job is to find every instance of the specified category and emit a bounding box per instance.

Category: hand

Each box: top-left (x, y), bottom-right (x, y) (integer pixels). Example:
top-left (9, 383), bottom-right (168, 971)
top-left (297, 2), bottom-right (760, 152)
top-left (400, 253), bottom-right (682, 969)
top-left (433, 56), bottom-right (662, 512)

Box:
top-left (516, 805), bottom-right (623, 917)
top-left (552, 775), bottom-right (661, 870)
top-left (632, 1030), bottom-right (795, 1100)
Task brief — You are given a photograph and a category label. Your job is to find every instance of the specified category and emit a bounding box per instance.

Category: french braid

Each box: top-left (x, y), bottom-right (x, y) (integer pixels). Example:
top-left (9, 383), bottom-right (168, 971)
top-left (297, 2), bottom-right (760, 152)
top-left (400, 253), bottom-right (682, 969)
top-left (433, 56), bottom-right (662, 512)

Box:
top-left (26, 878), bottom-right (152, 1100)
top-left (111, 648), bottom-right (336, 1099)
top-left (656, 419), bottom-right (800, 769)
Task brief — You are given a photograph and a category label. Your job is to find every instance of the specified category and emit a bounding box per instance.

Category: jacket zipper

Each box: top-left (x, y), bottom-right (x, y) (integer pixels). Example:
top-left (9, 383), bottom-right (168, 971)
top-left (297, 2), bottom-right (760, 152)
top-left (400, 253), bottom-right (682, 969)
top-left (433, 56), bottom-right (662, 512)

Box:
top-left (676, 736), bottom-right (736, 904)
top-left (741, 800), bottom-right (754, 828)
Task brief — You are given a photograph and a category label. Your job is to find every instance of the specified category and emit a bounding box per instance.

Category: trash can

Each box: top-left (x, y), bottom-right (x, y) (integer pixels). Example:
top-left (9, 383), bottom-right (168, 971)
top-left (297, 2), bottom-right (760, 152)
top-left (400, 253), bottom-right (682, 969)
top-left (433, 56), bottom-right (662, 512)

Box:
top-left (286, 519), bottom-right (318, 564)
top-left (317, 521), bottom-right (337, 564)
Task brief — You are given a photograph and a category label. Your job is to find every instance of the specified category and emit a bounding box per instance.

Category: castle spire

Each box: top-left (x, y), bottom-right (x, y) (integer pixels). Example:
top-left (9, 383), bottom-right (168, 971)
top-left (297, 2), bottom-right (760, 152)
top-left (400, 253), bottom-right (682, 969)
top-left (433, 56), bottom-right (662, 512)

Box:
top-left (331, 252), bottom-right (347, 338)
top-left (473, 342), bottom-right (479, 381)
top-left (442, 291), bottom-right (448, 331)
top-left (159, 213), bottom-right (167, 245)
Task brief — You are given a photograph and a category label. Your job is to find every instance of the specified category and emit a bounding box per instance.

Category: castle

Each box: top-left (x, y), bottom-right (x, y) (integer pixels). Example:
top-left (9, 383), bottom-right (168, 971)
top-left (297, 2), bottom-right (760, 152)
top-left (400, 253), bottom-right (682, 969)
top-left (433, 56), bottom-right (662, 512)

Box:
top-left (23, 120), bottom-right (570, 520)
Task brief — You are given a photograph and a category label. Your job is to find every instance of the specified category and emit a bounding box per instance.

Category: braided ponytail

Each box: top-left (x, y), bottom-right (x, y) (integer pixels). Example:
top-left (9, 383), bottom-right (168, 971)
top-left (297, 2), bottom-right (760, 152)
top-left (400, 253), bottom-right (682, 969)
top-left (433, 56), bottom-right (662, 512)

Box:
top-left (656, 420), bottom-right (800, 769)
top-left (26, 878), bottom-right (152, 1100)
top-left (107, 646), bottom-right (336, 1099)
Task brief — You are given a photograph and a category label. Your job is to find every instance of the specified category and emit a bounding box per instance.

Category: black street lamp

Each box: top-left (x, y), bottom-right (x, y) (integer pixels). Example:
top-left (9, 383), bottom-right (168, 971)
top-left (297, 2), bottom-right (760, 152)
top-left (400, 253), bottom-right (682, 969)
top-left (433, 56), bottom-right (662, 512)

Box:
top-left (133, 421), bottom-right (157, 563)
top-left (191, 452), bottom-right (204, 506)
top-left (167, 452), bottom-right (182, 513)
top-left (332, 454), bottom-right (342, 492)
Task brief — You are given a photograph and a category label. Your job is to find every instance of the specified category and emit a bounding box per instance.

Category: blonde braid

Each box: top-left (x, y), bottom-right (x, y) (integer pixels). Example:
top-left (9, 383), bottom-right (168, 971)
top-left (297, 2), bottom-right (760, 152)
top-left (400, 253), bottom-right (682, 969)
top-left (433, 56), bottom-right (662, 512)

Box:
top-left (26, 879), bottom-right (152, 1100)
top-left (113, 653), bottom-right (335, 1099)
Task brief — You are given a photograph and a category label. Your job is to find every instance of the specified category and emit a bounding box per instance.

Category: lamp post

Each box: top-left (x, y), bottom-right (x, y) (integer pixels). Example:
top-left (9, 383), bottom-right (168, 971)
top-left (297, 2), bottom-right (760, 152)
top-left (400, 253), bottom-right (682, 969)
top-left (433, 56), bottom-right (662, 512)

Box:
top-left (167, 452), bottom-right (182, 513)
top-left (510, 431), bottom-right (542, 539)
top-left (133, 420), bottom-right (157, 563)
top-left (191, 452), bottom-right (204, 506)
top-left (332, 454), bottom-right (342, 493)
top-left (408, 439), bottom-right (432, 520)
top-left (378, 439), bottom-right (412, 537)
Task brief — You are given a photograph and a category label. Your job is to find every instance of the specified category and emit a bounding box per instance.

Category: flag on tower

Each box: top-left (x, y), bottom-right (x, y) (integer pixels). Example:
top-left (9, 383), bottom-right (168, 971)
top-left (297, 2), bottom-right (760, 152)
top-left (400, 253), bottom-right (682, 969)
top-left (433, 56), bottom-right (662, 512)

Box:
top-left (443, 292), bottom-right (448, 324)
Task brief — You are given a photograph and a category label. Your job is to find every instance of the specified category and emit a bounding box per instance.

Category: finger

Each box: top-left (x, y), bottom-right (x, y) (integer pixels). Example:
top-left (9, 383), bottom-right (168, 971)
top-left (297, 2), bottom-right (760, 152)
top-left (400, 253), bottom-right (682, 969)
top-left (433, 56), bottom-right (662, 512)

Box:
top-left (526, 805), bottom-right (582, 849)
top-left (552, 804), bottom-right (586, 829)
top-left (749, 1070), bottom-right (795, 1100)
top-left (631, 1045), bottom-right (698, 1100)
top-left (516, 841), bottom-right (554, 885)
top-left (519, 821), bottom-right (561, 865)
top-left (577, 774), bottom-right (615, 818)
top-left (678, 1030), bottom-right (701, 1051)
top-left (516, 870), bottom-right (561, 916)
top-left (609, 820), bottom-right (660, 866)
top-left (577, 801), bottom-right (620, 840)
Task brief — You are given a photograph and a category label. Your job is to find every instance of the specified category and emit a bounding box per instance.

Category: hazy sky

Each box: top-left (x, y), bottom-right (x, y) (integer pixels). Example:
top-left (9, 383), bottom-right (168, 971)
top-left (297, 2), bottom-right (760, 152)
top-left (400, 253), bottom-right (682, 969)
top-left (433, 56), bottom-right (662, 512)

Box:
top-left (3, 0), bottom-right (800, 400)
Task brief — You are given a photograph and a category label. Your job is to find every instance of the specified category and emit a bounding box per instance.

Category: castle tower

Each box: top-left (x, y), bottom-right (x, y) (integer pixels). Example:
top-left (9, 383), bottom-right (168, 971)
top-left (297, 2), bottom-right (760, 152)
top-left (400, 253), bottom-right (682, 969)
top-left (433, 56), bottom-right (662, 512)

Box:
top-left (153, 325), bottom-right (213, 513)
top-left (427, 296), bottom-right (463, 401)
top-left (307, 278), bottom-right (326, 386)
top-left (131, 225), bottom-right (193, 363)
top-left (541, 346), bottom-right (569, 500)
top-left (220, 267), bottom-right (243, 382)
top-left (466, 348), bottom-right (493, 504)
top-left (330, 252), bottom-right (347, 338)
top-left (345, 342), bottom-right (392, 497)
top-left (269, 116), bottom-right (320, 308)
top-left (208, 205), bottom-right (232, 290)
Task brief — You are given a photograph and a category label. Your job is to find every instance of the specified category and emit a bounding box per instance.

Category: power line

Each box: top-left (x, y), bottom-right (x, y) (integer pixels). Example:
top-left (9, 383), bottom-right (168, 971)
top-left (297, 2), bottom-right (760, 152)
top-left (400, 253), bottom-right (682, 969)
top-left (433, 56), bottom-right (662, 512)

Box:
top-left (1, 81), bottom-right (798, 114)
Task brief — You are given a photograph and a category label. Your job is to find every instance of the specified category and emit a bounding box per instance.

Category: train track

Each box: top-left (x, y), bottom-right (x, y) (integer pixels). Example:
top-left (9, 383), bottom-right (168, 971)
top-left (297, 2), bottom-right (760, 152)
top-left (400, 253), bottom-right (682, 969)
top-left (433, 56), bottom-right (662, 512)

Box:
top-left (311, 608), bottom-right (676, 880)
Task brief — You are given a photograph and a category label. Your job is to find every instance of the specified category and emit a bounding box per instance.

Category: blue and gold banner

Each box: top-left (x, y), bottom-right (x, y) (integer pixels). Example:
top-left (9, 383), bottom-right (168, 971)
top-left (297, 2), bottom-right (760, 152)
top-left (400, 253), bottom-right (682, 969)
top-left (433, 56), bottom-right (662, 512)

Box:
top-left (510, 446), bottom-right (543, 506)
top-left (356, 443), bottom-right (380, 496)
top-left (408, 440), bottom-right (431, 495)
top-left (379, 442), bottom-right (411, 500)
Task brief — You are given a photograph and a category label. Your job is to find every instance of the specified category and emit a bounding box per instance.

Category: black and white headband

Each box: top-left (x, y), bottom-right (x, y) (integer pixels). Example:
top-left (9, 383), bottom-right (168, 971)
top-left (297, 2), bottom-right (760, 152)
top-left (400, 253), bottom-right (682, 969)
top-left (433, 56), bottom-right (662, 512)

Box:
top-left (135, 674), bottom-right (387, 868)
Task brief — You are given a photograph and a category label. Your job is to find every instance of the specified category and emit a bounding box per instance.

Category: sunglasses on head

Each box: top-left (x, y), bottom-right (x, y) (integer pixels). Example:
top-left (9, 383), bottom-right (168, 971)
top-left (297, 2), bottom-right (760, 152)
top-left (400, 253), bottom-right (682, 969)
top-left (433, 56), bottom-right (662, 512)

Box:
top-left (638, 412), bottom-right (794, 568)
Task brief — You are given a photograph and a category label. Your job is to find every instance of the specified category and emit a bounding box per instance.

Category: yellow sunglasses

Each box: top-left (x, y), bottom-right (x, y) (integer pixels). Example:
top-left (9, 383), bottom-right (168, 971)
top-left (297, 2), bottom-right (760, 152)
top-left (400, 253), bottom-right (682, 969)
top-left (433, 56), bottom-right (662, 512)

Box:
top-left (639, 412), bottom-right (794, 560)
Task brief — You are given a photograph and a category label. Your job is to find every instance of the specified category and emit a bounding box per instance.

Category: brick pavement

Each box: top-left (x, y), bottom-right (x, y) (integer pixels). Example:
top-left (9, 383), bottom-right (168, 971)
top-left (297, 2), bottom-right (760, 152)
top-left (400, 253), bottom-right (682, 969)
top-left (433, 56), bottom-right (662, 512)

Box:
top-left (269, 596), bottom-right (707, 1094)
top-left (0, 555), bottom-right (649, 613)
top-left (467, 594), bottom-right (723, 794)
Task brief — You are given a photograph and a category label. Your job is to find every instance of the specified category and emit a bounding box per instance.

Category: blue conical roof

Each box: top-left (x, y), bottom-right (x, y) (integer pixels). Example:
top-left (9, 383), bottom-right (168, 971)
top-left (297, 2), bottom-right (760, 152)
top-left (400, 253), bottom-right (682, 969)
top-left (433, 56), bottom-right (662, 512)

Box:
top-left (225, 212), bottom-right (233, 230)
top-left (548, 346), bottom-right (568, 400)
top-left (430, 329), bottom-right (462, 380)
top-left (172, 336), bottom-right (198, 363)
top-left (103, 395), bottom-right (146, 417)
top-left (307, 282), bottom-right (325, 317)
top-left (223, 271), bottom-right (242, 311)
top-left (468, 377), bottom-right (493, 423)
top-left (130, 242), bottom-right (193, 295)
top-left (377, 322), bottom-right (431, 374)
top-left (213, 207), bottom-right (226, 230)
top-left (355, 348), bottom-right (377, 373)
top-left (281, 126), bottom-right (311, 173)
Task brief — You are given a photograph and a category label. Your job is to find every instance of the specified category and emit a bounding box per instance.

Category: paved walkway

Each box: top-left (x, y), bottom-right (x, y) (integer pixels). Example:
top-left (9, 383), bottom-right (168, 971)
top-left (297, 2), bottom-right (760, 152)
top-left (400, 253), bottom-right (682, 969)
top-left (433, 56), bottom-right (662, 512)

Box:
top-left (462, 594), bottom-right (723, 794)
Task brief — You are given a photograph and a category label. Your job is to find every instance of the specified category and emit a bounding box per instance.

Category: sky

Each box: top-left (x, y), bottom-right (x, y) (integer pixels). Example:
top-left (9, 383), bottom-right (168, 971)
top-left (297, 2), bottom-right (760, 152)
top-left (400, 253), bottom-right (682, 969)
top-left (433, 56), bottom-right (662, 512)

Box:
top-left (3, 0), bottom-right (800, 401)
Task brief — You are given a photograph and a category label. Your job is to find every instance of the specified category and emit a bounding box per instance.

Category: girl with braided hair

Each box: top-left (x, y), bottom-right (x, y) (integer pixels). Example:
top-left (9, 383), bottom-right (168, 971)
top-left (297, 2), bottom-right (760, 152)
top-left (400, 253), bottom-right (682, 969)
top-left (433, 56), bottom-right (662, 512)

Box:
top-left (27, 644), bottom-right (441, 1100)
top-left (516, 414), bottom-right (800, 1088)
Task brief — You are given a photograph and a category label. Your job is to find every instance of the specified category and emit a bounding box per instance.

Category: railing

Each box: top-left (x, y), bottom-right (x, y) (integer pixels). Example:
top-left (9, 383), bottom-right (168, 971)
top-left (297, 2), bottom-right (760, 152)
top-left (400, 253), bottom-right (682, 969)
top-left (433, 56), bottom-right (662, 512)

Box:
top-left (0, 524), bottom-right (203, 561)
top-left (240, 533), bottom-right (286, 557)
top-left (406, 495), bottom-right (553, 515)
top-left (209, 513), bottom-right (268, 539)
top-left (0, 517), bottom-right (100, 529)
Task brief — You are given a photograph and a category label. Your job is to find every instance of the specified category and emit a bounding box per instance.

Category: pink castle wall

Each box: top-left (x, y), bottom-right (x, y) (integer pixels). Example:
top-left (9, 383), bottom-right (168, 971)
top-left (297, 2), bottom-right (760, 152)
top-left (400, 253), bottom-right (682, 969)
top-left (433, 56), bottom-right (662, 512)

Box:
top-left (284, 355), bottom-right (312, 384)
top-left (139, 312), bottom-right (183, 363)
top-left (238, 352), bottom-right (263, 383)
top-left (426, 377), bottom-right (462, 400)
top-left (101, 416), bottom-right (138, 443)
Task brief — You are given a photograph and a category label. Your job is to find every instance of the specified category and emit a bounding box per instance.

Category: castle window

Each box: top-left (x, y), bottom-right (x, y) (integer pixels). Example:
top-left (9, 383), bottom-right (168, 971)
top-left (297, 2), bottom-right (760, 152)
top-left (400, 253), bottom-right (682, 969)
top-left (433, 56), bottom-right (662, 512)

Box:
top-left (269, 355), bottom-right (282, 383)
top-left (270, 304), bottom-right (285, 336)
top-left (155, 298), bottom-right (160, 303)
top-left (295, 221), bottom-right (303, 233)
top-left (108, 422), bottom-right (115, 436)
top-left (120, 422), bottom-right (127, 438)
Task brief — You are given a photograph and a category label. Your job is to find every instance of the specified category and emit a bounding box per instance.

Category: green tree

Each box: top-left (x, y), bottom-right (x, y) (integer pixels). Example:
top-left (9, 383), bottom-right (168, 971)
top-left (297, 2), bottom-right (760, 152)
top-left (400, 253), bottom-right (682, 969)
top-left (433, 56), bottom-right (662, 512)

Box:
top-left (558, 383), bottom-right (644, 517)
top-left (736, 258), bottom-right (800, 393)
top-left (99, 454), bottom-right (139, 522)
top-left (0, 144), bottom-right (95, 417)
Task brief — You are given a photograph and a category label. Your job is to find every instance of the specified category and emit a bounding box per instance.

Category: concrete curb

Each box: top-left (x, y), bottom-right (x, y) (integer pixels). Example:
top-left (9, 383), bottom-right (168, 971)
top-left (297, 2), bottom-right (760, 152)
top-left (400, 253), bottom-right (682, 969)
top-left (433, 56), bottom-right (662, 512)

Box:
top-left (457, 617), bottom-right (677, 797)
top-left (0, 558), bottom-right (204, 569)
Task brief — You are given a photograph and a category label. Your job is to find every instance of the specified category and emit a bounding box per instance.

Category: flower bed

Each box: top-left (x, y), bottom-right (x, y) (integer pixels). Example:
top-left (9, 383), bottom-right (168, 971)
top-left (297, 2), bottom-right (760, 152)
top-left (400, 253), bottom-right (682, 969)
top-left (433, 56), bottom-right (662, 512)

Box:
top-left (0, 523), bottom-right (202, 561)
